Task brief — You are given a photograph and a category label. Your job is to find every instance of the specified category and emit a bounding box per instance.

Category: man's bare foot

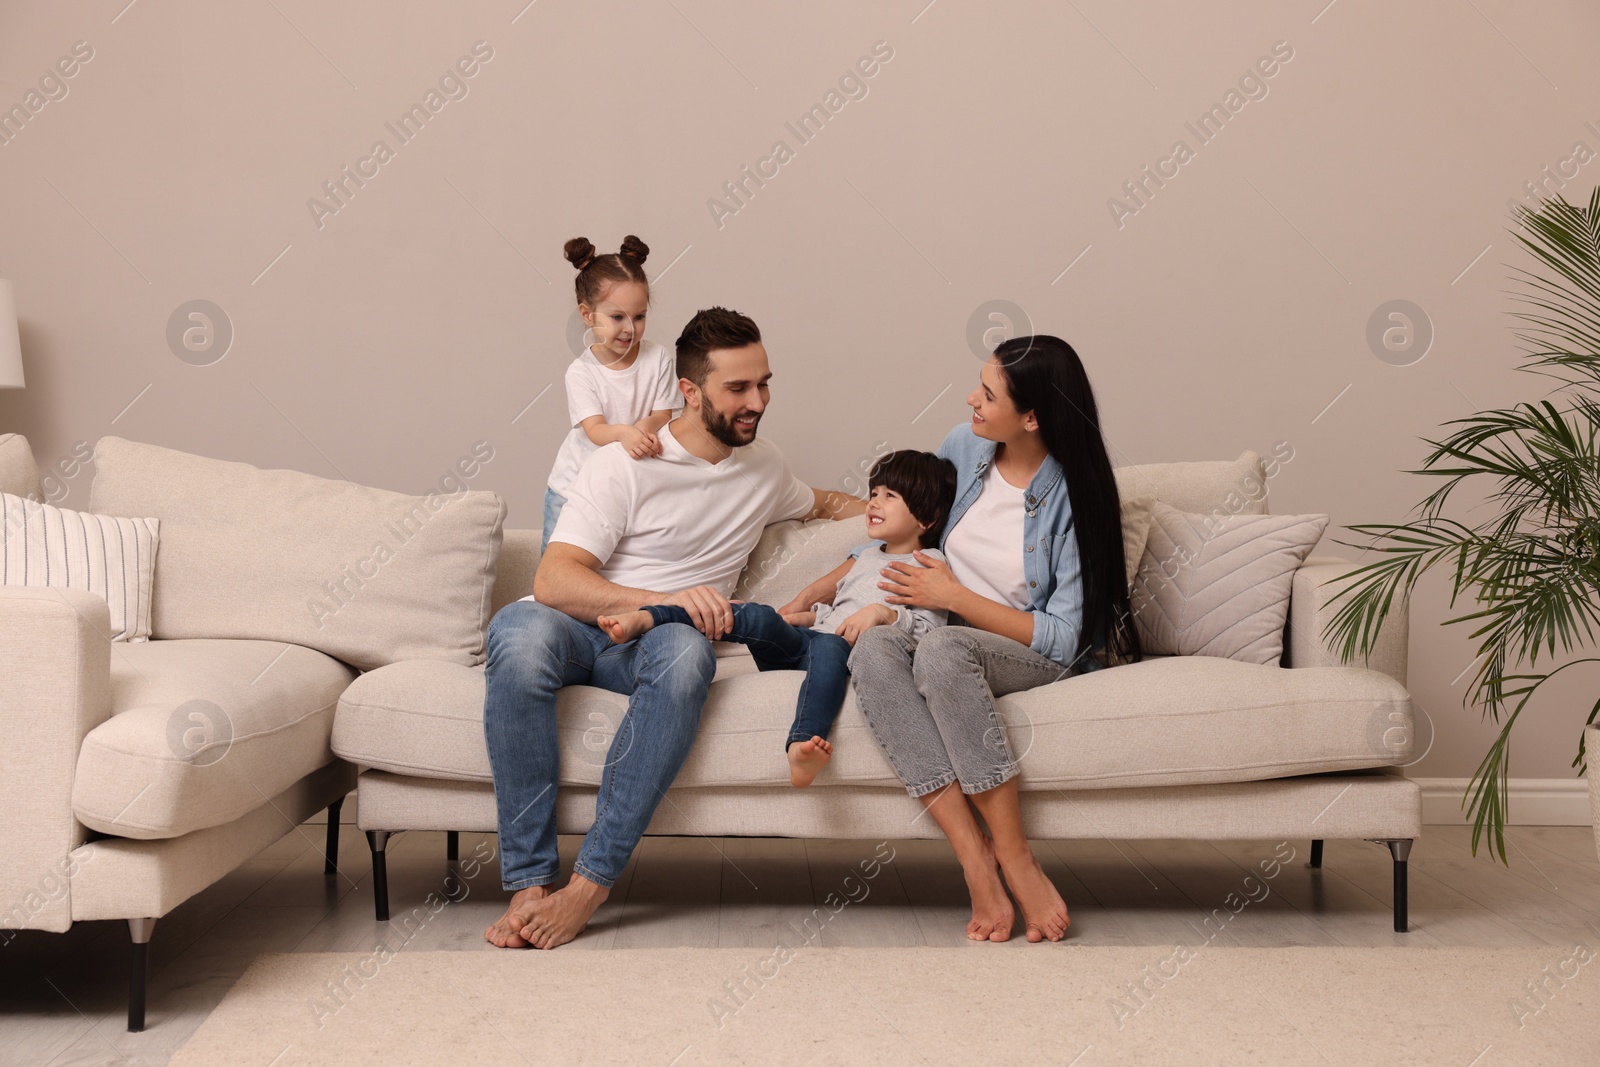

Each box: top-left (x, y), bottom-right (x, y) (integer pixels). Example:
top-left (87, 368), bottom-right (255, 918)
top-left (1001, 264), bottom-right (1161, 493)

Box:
top-left (963, 836), bottom-right (1015, 942)
top-left (787, 736), bottom-right (832, 787)
top-left (484, 885), bottom-right (551, 948)
top-left (519, 874), bottom-right (610, 949)
top-left (596, 610), bottom-right (654, 645)
top-left (996, 847), bottom-right (1070, 942)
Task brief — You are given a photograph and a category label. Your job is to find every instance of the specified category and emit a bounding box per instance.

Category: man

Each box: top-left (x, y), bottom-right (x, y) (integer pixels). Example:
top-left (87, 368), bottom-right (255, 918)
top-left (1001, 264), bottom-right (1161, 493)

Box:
top-left (484, 307), bottom-right (865, 949)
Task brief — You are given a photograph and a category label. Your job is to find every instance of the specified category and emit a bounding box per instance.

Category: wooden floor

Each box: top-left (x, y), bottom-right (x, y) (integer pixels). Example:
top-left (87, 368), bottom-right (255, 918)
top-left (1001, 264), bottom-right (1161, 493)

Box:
top-left (3, 822), bottom-right (1597, 1065)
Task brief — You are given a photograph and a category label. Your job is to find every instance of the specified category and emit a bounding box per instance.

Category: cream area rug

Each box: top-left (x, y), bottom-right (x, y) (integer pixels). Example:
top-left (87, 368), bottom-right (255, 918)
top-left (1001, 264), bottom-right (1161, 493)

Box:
top-left (171, 947), bottom-right (1599, 1066)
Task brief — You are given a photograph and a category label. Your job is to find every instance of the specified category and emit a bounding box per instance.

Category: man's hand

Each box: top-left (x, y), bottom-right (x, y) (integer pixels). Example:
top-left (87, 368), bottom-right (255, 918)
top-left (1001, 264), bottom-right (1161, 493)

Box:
top-left (833, 603), bottom-right (896, 646)
top-left (617, 425), bottom-right (661, 460)
top-left (663, 584), bottom-right (735, 640)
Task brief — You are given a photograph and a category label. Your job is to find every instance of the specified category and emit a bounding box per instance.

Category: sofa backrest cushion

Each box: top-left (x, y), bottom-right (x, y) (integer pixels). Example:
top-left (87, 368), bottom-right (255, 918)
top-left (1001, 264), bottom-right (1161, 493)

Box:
top-left (1114, 450), bottom-right (1269, 518)
top-left (88, 437), bottom-right (506, 671)
top-left (0, 433), bottom-right (42, 500)
top-left (491, 528), bottom-right (540, 614)
top-left (733, 514), bottom-right (866, 607)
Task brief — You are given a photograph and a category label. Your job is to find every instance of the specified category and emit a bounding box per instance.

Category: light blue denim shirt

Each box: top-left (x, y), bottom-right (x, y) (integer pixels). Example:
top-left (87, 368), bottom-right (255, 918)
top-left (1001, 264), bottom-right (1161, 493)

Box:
top-left (935, 423), bottom-right (1103, 673)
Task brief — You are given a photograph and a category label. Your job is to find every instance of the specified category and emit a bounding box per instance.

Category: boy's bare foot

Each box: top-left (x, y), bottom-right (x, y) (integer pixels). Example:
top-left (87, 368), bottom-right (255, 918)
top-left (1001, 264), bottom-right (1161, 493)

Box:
top-left (786, 736), bottom-right (832, 787)
top-left (996, 847), bottom-right (1070, 942)
top-left (596, 610), bottom-right (654, 645)
top-left (518, 874), bottom-right (610, 949)
top-left (964, 836), bottom-right (1015, 942)
top-left (484, 884), bottom-right (551, 948)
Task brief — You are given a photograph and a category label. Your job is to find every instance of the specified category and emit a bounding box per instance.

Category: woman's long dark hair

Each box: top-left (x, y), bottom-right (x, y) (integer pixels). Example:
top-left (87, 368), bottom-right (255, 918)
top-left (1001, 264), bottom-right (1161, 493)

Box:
top-left (991, 335), bottom-right (1142, 670)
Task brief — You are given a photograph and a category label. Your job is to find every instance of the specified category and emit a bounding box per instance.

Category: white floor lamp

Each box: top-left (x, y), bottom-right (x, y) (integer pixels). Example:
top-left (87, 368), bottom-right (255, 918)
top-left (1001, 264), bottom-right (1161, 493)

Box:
top-left (0, 278), bottom-right (23, 392)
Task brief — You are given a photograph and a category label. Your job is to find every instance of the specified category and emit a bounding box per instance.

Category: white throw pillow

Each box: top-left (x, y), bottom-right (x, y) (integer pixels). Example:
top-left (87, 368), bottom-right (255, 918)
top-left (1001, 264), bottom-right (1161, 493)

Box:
top-left (1131, 500), bottom-right (1327, 665)
top-left (0, 491), bottom-right (160, 641)
top-left (1119, 492), bottom-right (1157, 593)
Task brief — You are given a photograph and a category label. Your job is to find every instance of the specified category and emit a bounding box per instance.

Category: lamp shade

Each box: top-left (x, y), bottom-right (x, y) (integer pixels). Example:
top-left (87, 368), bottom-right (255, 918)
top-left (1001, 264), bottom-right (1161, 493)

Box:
top-left (0, 279), bottom-right (22, 389)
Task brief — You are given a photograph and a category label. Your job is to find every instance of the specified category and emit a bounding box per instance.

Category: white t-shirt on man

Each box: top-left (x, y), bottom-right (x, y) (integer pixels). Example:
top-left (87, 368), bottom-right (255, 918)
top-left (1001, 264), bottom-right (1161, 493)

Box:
top-left (943, 461), bottom-right (1030, 610)
top-left (536, 424), bottom-right (816, 598)
top-left (546, 339), bottom-right (682, 496)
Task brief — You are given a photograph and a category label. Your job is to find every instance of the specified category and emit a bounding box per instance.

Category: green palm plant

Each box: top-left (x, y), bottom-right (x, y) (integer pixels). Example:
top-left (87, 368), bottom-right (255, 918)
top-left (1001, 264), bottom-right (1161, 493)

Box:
top-left (1321, 189), bottom-right (1600, 864)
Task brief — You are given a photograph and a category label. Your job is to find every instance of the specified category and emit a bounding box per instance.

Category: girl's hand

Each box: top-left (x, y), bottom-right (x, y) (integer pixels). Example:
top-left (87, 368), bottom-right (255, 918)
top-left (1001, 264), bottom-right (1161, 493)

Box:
top-left (780, 609), bottom-right (816, 628)
top-left (617, 426), bottom-right (659, 460)
top-left (879, 551), bottom-right (962, 611)
top-left (833, 604), bottom-right (896, 646)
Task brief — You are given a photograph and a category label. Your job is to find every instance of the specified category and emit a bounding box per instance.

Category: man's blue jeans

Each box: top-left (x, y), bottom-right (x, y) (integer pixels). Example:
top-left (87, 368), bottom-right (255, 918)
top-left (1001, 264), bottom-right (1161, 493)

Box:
top-left (483, 600), bottom-right (715, 891)
top-left (644, 601), bottom-right (851, 747)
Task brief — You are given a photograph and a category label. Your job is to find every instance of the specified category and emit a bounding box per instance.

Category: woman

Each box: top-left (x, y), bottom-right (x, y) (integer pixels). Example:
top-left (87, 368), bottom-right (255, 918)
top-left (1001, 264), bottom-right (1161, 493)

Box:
top-left (849, 334), bottom-right (1141, 942)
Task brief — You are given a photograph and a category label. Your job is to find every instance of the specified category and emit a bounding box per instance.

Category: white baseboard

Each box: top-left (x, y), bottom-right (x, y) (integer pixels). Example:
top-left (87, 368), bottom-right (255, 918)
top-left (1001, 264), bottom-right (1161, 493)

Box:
top-left (1414, 777), bottom-right (1592, 826)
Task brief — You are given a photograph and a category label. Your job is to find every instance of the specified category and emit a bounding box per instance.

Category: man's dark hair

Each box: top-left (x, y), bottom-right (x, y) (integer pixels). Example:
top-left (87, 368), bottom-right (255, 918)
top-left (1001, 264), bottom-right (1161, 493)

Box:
top-left (869, 450), bottom-right (959, 548)
top-left (675, 307), bottom-right (761, 390)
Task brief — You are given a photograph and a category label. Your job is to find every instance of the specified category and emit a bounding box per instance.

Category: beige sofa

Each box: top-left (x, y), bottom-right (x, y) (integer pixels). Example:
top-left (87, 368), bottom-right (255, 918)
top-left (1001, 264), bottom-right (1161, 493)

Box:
top-left (332, 448), bottom-right (1420, 935)
top-left (0, 432), bottom-right (1419, 1033)
top-left (0, 433), bottom-right (505, 1031)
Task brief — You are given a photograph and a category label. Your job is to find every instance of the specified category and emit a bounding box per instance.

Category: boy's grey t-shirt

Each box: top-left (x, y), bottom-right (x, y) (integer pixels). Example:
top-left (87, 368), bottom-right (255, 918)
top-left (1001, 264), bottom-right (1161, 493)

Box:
top-left (810, 544), bottom-right (948, 639)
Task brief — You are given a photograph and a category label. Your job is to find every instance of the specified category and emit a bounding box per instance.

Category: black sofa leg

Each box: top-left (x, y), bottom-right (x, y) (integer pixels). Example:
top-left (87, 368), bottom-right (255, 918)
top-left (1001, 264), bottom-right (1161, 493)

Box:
top-left (325, 796), bottom-right (344, 876)
top-left (127, 917), bottom-right (156, 1032)
top-left (367, 830), bottom-right (392, 922)
top-left (1386, 839), bottom-right (1412, 932)
top-left (1309, 839), bottom-right (1323, 868)
top-left (447, 831), bottom-right (459, 863)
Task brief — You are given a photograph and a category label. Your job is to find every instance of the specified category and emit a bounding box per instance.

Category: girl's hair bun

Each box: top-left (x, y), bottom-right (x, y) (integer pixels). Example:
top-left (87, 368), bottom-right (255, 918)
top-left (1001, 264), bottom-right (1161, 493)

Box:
top-left (618, 235), bottom-right (650, 263)
top-left (564, 237), bottom-right (597, 271)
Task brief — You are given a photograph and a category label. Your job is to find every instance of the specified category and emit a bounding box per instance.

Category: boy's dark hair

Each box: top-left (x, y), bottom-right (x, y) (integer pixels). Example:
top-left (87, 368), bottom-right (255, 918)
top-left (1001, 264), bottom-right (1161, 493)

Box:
top-left (869, 450), bottom-right (959, 548)
top-left (675, 307), bottom-right (761, 390)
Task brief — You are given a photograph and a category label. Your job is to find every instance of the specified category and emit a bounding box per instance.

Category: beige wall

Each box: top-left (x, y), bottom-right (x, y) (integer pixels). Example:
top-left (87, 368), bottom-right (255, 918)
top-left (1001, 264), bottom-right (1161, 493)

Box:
top-left (2, 0), bottom-right (1596, 780)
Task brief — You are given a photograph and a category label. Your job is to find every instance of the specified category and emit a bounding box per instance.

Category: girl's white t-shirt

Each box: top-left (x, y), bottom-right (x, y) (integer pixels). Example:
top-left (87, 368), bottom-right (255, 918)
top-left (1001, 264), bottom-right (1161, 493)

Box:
top-left (942, 461), bottom-right (1030, 611)
top-left (546, 339), bottom-right (682, 495)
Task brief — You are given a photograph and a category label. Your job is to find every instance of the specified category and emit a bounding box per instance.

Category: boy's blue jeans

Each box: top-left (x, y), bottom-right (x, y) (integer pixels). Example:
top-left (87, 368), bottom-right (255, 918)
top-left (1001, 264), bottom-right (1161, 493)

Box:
top-left (644, 601), bottom-right (852, 747)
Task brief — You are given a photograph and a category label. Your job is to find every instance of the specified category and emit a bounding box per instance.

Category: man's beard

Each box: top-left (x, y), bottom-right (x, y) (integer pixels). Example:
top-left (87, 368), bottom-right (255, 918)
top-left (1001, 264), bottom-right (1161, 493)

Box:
top-left (703, 406), bottom-right (760, 448)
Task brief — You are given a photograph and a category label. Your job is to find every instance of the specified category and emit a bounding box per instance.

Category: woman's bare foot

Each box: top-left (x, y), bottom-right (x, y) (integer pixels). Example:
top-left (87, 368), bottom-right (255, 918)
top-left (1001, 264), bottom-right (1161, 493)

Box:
top-left (787, 736), bottom-right (832, 787)
top-left (519, 874), bottom-right (609, 949)
top-left (996, 847), bottom-right (1070, 942)
top-left (596, 610), bottom-right (654, 645)
top-left (963, 836), bottom-right (1015, 942)
top-left (484, 885), bottom-right (551, 948)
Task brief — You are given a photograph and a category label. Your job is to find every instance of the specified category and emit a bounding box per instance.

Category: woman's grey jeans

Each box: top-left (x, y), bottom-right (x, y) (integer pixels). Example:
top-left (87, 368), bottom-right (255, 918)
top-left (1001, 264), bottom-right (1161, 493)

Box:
top-left (848, 625), bottom-right (1076, 798)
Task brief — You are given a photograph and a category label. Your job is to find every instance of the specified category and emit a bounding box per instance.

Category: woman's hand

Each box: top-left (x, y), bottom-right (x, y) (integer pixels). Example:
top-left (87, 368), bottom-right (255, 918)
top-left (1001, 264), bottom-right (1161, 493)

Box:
top-left (833, 604), bottom-right (896, 646)
top-left (879, 551), bottom-right (963, 612)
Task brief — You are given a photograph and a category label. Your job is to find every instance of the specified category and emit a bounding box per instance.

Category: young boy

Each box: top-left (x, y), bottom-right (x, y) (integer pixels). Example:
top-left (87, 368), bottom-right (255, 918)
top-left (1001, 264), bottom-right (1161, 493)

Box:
top-left (598, 449), bottom-right (958, 787)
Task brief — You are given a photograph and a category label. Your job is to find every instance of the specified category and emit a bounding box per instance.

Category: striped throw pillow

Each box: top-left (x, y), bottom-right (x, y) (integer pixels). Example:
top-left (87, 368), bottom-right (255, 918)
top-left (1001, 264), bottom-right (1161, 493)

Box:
top-left (1, 491), bottom-right (160, 641)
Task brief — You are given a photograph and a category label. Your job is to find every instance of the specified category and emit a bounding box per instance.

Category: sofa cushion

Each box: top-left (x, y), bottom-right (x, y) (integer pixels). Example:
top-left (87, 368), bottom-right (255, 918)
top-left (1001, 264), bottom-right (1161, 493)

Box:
top-left (1119, 493), bottom-right (1156, 591)
top-left (0, 433), bottom-right (42, 500)
top-left (1114, 450), bottom-right (1269, 517)
top-left (334, 652), bottom-right (1411, 791)
top-left (2, 491), bottom-right (160, 641)
top-left (73, 638), bottom-right (356, 839)
top-left (733, 514), bottom-right (866, 607)
top-left (1133, 502), bottom-right (1328, 665)
top-left (87, 436), bottom-right (506, 671)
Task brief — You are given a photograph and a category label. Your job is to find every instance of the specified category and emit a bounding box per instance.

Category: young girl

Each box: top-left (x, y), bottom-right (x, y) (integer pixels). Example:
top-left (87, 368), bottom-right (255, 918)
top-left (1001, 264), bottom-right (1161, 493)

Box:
top-left (542, 235), bottom-right (682, 553)
top-left (597, 450), bottom-right (958, 788)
